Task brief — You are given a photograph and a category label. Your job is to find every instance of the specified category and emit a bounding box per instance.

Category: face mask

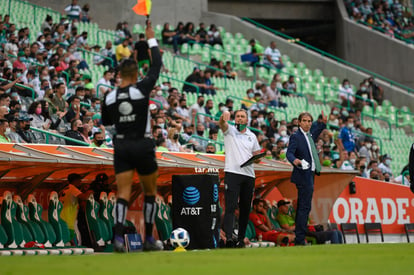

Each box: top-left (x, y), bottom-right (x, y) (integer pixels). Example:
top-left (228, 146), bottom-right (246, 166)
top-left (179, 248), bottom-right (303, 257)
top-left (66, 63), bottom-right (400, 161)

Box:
top-left (206, 150), bottom-right (214, 154)
top-left (17, 73), bottom-right (22, 78)
top-left (385, 178), bottom-right (390, 182)
top-left (385, 159), bottom-right (391, 166)
top-left (187, 131), bottom-right (192, 136)
top-left (77, 127), bottom-right (84, 133)
top-left (372, 176), bottom-right (379, 180)
top-left (342, 110), bottom-right (349, 116)
top-left (35, 108), bottom-right (42, 115)
top-left (280, 130), bottom-right (287, 136)
top-left (372, 145), bottom-right (378, 151)
top-left (24, 124), bottom-right (30, 130)
top-left (157, 133), bottom-right (163, 139)
top-left (257, 117), bottom-right (264, 124)
top-left (361, 86), bottom-right (367, 92)
top-left (158, 123), bottom-right (164, 129)
top-left (360, 165), bottom-right (366, 170)
top-left (95, 104), bottom-right (100, 110)
top-left (156, 90), bottom-right (163, 96)
top-left (248, 93), bottom-right (254, 98)
top-left (79, 95), bottom-right (84, 100)
top-left (96, 140), bottom-right (104, 146)
top-left (88, 131), bottom-right (92, 136)
top-left (42, 76), bottom-right (50, 81)
top-left (347, 123), bottom-right (354, 129)
top-left (197, 130), bottom-right (204, 136)
top-left (48, 94), bottom-right (54, 99)
top-left (173, 103), bottom-right (178, 108)
top-left (344, 85), bottom-right (349, 89)
top-left (333, 110), bottom-right (339, 115)
top-left (235, 123), bottom-right (247, 132)
top-left (365, 81), bottom-right (369, 86)
top-left (40, 39), bottom-right (45, 43)
top-left (5, 128), bottom-right (11, 135)
top-left (365, 143), bottom-right (371, 149)
top-left (199, 101), bottom-right (204, 107)
top-left (350, 158), bottom-right (356, 164)
top-left (64, 57), bottom-right (70, 63)
top-left (173, 133), bottom-right (179, 140)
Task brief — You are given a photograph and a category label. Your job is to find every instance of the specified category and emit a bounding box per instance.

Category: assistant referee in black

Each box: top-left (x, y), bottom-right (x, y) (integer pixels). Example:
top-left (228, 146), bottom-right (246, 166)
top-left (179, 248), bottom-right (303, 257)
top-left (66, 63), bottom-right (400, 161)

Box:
top-left (102, 21), bottom-right (161, 252)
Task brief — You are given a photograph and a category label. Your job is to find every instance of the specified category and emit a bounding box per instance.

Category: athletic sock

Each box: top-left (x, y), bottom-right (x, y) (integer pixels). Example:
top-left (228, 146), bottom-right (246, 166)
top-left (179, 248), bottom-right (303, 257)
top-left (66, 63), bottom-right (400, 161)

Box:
top-left (114, 198), bottom-right (128, 237)
top-left (143, 195), bottom-right (156, 240)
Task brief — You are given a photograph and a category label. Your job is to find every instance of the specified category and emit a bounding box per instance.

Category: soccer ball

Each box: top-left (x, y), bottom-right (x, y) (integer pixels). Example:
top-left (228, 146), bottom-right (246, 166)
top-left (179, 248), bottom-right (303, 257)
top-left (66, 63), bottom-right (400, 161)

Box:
top-left (170, 227), bottom-right (190, 248)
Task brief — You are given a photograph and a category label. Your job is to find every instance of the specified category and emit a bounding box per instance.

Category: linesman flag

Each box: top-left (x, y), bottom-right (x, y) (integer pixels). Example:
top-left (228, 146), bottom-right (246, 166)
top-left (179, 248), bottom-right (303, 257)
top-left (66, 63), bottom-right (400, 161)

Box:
top-left (132, 0), bottom-right (152, 17)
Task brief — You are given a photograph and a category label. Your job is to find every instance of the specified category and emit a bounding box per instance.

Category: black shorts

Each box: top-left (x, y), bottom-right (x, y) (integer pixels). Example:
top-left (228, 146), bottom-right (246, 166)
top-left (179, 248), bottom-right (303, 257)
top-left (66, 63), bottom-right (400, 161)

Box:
top-left (113, 137), bottom-right (158, 175)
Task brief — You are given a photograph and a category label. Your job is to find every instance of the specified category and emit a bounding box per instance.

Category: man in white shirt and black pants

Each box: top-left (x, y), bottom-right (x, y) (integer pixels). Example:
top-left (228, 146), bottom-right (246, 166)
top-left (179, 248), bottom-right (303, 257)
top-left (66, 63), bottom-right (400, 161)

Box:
top-left (219, 109), bottom-right (262, 248)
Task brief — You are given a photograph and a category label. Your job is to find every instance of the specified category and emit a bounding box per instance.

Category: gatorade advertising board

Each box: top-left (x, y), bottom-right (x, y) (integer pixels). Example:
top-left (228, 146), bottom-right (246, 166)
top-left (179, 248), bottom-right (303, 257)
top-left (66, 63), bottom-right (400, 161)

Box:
top-left (172, 174), bottom-right (220, 250)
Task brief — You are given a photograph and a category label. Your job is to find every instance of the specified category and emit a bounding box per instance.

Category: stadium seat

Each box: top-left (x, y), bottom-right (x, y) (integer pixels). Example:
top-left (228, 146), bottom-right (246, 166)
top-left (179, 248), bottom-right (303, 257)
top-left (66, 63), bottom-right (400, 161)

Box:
top-left (28, 194), bottom-right (57, 248)
top-left (14, 195), bottom-right (41, 244)
top-left (404, 223), bottom-right (414, 243)
top-left (340, 223), bottom-right (360, 244)
top-left (1, 191), bottom-right (24, 248)
top-left (48, 191), bottom-right (71, 246)
top-left (0, 223), bottom-right (8, 249)
top-left (154, 197), bottom-right (173, 242)
top-left (364, 223), bottom-right (384, 243)
top-left (85, 192), bottom-right (110, 248)
top-left (98, 192), bottom-right (113, 239)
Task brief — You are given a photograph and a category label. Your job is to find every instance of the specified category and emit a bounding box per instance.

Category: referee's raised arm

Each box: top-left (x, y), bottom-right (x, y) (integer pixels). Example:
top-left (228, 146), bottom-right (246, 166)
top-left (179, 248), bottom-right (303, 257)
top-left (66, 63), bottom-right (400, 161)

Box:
top-left (138, 20), bottom-right (162, 95)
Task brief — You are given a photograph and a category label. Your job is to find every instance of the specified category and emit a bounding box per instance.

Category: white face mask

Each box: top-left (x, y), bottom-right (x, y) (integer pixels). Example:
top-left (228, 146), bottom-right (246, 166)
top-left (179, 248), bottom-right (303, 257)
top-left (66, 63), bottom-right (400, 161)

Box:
top-left (350, 158), bottom-right (356, 164)
top-left (365, 143), bottom-right (372, 149)
top-left (347, 123), bottom-right (354, 129)
top-left (156, 90), bottom-right (163, 96)
top-left (385, 159), bottom-right (391, 166)
top-left (280, 130), bottom-right (287, 137)
top-left (372, 145), bottom-right (378, 151)
top-left (5, 128), bottom-right (11, 135)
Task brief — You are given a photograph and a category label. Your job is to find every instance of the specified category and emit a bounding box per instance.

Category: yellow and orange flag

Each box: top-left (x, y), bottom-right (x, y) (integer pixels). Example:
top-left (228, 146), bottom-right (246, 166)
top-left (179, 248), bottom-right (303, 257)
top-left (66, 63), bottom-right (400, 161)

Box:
top-left (132, 0), bottom-right (152, 17)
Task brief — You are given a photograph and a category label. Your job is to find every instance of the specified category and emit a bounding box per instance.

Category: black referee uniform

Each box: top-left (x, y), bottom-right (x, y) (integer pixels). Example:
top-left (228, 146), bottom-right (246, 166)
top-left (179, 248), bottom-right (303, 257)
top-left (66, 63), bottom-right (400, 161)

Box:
top-left (101, 37), bottom-right (161, 251)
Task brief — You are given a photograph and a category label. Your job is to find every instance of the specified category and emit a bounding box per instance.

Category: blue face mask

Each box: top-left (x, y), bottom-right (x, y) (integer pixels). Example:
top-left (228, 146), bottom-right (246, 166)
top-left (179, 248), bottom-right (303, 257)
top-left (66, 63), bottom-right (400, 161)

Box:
top-left (95, 104), bottom-right (101, 110)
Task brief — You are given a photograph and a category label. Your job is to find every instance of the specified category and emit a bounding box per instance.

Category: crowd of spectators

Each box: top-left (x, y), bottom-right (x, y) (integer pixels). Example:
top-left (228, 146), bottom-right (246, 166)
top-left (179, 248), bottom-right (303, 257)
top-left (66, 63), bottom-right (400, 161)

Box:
top-left (0, 7), bottom-right (409, 187)
top-left (345, 0), bottom-right (414, 41)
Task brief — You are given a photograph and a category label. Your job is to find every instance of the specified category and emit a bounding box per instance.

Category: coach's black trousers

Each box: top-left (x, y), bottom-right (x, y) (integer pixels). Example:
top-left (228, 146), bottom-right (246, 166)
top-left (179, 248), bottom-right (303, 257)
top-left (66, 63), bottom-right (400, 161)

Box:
top-left (223, 172), bottom-right (255, 241)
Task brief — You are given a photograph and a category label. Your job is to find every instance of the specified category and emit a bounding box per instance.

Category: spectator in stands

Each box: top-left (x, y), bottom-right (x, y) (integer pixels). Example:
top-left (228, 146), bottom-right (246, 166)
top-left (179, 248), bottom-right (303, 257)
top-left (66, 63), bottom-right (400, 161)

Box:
top-left (0, 118), bottom-right (10, 143)
top-left (28, 101), bottom-right (51, 130)
top-left (177, 97), bottom-right (190, 121)
top-left (155, 137), bottom-right (169, 152)
top-left (202, 71), bottom-right (216, 95)
top-left (183, 22), bottom-right (197, 43)
top-left (393, 166), bottom-right (410, 186)
top-left (207, 24), bottom-right (222, 46)
top-left (115, 36), bottom-right (132, 62)
top-left (205, 143), bottom-right (216, 154)
top-left (65, 96), bottom-right (84, 123)
top-left (90, 131), bottom-right (107, 148)
top-left (16, 113), bottom-right (34, 143)
top-left (339, 79), bottom-right (355, 106)
top-left (378, 154), bottom-right (393, 177)
top-left (96, 70), bottom-right (113, 96)
top-left (64, 0), bottom-right (82, 20)
top-left (183, 67), bottom-right (204, 93)
top-left (263, 41), bottom-right (284, 70)
top-left (196, 22), bottom-right (208, 44)
top-left (370, 140), bottom-right (380, 161)
top-left (286, 75), bottom-right (297, 93)
top-left (248, 39), bottom-right (264, 66)
top-left (355, 81), bottom-right (373, 110)
top-left (241, 88), bottom-right (255, 110)
top-left (6, 116), bottom-right (24, 143)
top-left (65, 119), bottom-right (85, 145)
top-left (166, 127), bottom-right (184, 152)
top-left (100, 40), bottom-right (116, 67)
top-left (367, 77), bottom-right (384, 105)
top-left (79, 123), bottom-right (92, 145)
top-left (81, 4), bottom-right (91, 23)
top-left (340, 151), bottom-right (356, 171)
top-left (249, 199), bottom-right (293, 245)
top-left (134, 33), bottom-right (150, 70)
top-left (265, 81), bottom-right (286, 108)
top-left (41, 15), bottom-right (53, 32)
top-left (189, 95), bottom-right (206, 125)
top-left (52, 82), bottom-right (68, 113)
top-left (338, 116), bottom-right (356, 153)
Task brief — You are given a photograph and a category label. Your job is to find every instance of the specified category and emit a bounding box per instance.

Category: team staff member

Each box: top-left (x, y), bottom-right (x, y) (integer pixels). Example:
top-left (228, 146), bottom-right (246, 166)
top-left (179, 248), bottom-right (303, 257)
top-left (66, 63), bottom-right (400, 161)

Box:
top-left (102, 21), bottom-right (162, 252)
top-left (286, 111), bottom-right (326, 245)
top-left (219, 109), bottom-right (262, 248)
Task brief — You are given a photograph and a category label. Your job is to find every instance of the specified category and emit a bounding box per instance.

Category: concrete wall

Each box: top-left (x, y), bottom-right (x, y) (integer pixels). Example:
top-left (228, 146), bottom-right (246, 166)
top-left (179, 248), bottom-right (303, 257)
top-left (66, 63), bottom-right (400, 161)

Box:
top-left (201, 11), bottom-right (414, 109)
top-left (335, 0), bottom-right (414, 90)
top-left (26, 0), bottom-right (207, 30)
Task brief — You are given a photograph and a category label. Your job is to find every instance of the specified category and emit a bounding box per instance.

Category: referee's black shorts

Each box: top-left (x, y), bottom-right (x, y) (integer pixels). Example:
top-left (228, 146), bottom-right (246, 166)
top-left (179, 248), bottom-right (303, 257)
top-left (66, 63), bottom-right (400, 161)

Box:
top-left (113, 137), bottom-right (158, 175)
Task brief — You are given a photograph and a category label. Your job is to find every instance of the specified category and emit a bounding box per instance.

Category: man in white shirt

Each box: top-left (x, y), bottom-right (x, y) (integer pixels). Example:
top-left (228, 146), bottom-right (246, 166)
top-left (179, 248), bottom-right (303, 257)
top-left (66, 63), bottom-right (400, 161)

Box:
top-left (263, 41), bottom-right (284, 70)
top-left (64, 0), bottom-right (82, 20)
top-left (96, 70), bottom-right (113, 97)
top-left (339, 79), bottom-right (355, 106)
top-left (219, 109), bottom-right (262, 248)
top-left (189, 95), bottom-right (206, 125)
top-left (378, 154), bottom-right (393, 177)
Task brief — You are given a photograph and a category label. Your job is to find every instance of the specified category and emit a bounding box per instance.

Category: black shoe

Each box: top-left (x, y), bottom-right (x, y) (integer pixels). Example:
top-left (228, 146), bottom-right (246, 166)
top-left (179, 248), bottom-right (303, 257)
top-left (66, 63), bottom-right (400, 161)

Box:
top-left (235, 240), bottom-right (245, 248)
top-left (113, 235), bottom-right (126, 253)
top-left (143, 237), bottom-right (163, 252)
top-left (281, 237), bottom-right (289, 246)
top-left (225, 239), bottom-right (235, 248)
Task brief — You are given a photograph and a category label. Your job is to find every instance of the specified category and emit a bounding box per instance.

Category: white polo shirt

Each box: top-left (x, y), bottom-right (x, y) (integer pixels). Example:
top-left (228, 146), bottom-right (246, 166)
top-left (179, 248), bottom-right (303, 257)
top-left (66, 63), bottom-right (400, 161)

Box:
top-left (223, 125), bottom-right (261, 178)
top-left (263, 47), bottom-right (281, 67)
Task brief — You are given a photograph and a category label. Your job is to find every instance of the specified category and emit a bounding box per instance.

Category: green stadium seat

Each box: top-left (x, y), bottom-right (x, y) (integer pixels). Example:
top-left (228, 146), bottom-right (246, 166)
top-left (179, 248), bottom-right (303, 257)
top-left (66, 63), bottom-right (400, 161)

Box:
top-left (14, 195), bottom-right (44, 244)
top-left (1, 191), bottom-right (24, 248)
top-left (28, 194), bottom-right (57, 247)
top-left (154, 197), bottom-right (173, 242)
top-left (48, 191), bottom-right (70, 246)
top-left (98, 192), bottom-right (113, 240)
top-left (85, 192), bottom-right (110, 248)
top-left (0, 223), bottom-right (8, 249)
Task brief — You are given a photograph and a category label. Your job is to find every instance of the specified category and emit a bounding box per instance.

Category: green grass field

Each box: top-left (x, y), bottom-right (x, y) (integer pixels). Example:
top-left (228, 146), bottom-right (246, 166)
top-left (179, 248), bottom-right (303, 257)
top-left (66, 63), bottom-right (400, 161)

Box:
top-left (1, 244), bottom-right (413, 274)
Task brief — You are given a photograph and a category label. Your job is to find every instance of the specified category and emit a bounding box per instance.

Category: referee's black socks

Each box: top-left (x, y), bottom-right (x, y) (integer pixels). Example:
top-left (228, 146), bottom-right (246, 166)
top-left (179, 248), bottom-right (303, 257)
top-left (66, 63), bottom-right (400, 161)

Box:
top-left (114, 198), bottom-right (128, 237)
top-left (144, 195), bottom-right (156, 240)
